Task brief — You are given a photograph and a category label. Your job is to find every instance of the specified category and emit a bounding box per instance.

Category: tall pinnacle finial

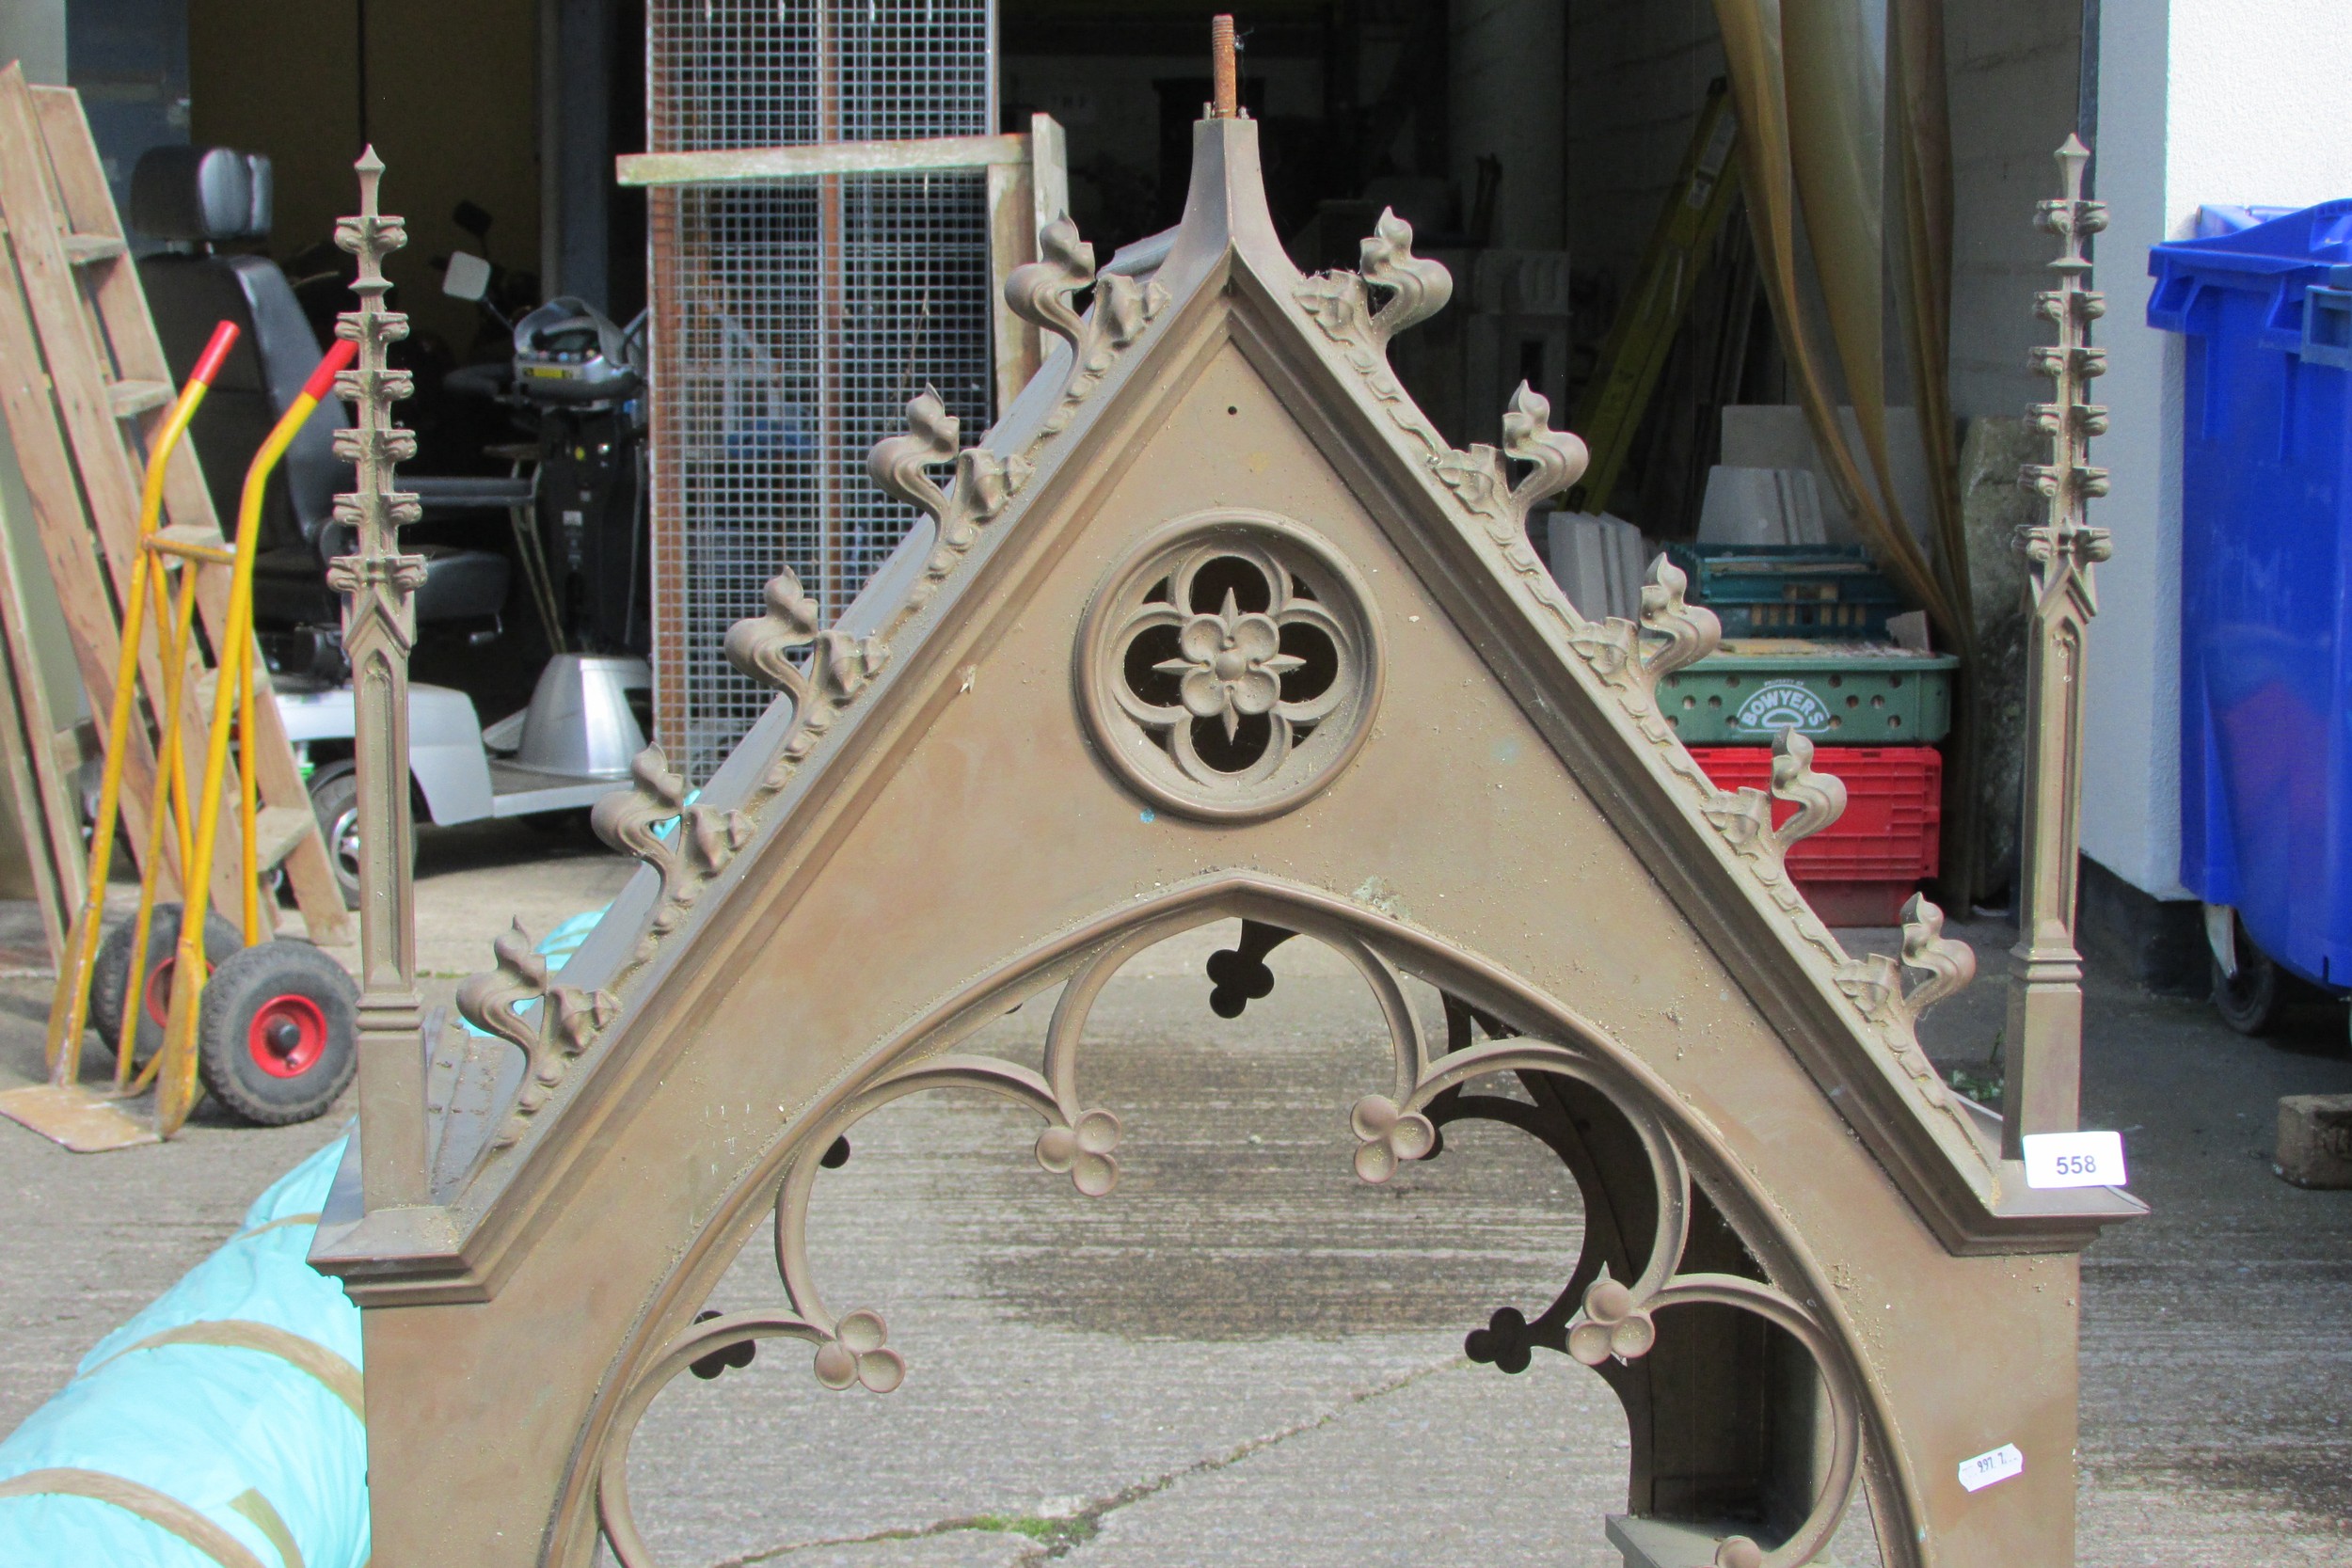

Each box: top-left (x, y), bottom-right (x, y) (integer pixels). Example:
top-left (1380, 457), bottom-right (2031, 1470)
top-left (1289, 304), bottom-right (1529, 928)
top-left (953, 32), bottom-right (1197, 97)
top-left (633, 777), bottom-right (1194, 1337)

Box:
top-left (1210, 15), bottom-right (1239, 119)
top-left (330, 150), bottom-right (430, 1207)
top-left (2040, 135), bottom-right (2103, 277)
top-left (2056, 133), bottom-right (2089, 205)
top-left (2002, 135), bottom-right (2114, 1161)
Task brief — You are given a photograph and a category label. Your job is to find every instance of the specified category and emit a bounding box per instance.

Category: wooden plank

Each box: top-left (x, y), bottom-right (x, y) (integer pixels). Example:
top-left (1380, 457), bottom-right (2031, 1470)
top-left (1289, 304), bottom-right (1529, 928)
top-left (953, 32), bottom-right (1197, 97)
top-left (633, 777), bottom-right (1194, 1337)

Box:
top-left (646, 185), bottom-right (686, 765)
top-left (1029, 113), bottom-right (1070, 238)
top-left (60, 233), bottom-right (124, 265)
top-left (985, 158), bottom-right (1038, 417)
top-left (985, 119), bottom-right (1066, 416)
top-left (106, 379), bottom-right (171, 418)
top-left (151, 521), bottom-right (229, 555)
top-left (616, 133), bottom-right (1029, 188)
top-left (51, 723), bottom-right (84, 788)
top-left (0, 389), bottom-right (86, 960)
top-left (0, 1083), bottom-right (159, 1150)
top-left (252, 804), bottom-right (313, 872)
top-left (30, 83), bottom-right (348, 942)
top-left (0, 573), bottom-right (73, 962)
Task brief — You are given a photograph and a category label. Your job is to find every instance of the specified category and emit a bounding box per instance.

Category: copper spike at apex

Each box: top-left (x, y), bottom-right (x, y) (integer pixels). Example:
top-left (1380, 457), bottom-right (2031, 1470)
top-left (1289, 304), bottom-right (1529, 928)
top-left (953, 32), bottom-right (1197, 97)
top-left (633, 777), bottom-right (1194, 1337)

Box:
top-left (1211, 15), bottom-right (1238, 119)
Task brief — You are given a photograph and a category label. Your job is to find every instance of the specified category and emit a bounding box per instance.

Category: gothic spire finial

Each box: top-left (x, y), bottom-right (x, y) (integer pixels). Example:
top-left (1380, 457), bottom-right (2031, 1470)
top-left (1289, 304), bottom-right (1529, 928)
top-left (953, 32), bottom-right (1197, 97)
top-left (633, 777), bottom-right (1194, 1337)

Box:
top-left (2003, 135), bottom-right (2113, 1160)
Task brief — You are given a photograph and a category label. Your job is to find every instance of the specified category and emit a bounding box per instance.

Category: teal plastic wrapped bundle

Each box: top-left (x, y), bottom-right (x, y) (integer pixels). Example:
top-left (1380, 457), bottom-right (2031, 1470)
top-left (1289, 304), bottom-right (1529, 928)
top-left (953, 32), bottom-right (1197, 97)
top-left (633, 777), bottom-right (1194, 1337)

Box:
top-left (533, 906), bottom-right (607, 969)
top-left (0, 1135), bottom-right (366, 1568)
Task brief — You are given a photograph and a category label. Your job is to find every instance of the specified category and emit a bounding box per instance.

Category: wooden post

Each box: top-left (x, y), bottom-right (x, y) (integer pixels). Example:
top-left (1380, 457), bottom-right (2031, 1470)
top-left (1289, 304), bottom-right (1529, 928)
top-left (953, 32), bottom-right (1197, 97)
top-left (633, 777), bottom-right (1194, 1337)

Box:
top-left (816, 4), bottom-right (845, 620)
top-left (985, 114), bottom-right (1071, 413)
top-left (2002, 135), bottom-right (2112, 1160)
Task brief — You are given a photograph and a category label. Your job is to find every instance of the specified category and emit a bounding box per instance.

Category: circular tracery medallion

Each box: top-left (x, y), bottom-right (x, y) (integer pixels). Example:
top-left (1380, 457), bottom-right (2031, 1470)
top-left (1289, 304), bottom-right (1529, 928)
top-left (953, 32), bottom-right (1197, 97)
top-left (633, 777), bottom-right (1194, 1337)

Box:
top-left (1077, 511), bottom-right (1384, 821)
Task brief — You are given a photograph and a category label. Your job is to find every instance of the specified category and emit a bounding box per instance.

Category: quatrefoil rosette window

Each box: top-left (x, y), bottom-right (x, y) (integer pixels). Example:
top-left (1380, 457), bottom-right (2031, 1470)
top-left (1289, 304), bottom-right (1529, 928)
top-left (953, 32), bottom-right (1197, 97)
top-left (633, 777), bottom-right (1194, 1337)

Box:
top-left (1078, 513), bottom-right (1384, 821)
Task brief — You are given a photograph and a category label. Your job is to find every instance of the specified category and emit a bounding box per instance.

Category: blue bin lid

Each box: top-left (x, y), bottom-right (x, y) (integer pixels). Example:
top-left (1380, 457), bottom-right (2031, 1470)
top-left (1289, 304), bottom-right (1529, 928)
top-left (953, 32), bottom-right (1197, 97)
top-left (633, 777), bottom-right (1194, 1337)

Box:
top-left (2150, 199), bottom-right (2352, 354)
top-left (2194, 203), bottom-right (2304, 239)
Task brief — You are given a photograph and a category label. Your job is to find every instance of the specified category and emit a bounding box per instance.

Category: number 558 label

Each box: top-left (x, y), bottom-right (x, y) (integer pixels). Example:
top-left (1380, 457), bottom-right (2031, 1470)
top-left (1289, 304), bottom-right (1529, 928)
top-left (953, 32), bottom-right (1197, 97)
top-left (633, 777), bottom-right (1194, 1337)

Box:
top-left (2021, 1130), bottom-right (2126, 1190)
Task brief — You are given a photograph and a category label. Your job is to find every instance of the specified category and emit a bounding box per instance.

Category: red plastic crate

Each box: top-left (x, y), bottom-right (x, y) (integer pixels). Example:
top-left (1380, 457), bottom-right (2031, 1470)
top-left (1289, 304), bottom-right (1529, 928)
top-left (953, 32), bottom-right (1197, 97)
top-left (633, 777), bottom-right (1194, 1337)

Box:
top-left (1688, 745), bottom-right (1943, 926)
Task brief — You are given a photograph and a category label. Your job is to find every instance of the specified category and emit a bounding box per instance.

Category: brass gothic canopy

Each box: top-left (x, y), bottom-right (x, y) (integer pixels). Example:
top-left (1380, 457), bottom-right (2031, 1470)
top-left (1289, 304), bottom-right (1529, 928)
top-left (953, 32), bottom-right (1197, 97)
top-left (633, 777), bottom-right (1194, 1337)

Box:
top-left (316, 114), bottom-right (2138, 1568)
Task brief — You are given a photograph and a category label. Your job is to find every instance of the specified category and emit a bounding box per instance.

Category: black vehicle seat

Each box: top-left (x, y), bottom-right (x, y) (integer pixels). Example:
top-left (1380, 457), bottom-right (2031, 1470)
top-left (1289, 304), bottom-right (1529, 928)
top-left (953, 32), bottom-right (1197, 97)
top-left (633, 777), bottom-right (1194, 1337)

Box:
top-left (129, 146), bottom-right (510, 630)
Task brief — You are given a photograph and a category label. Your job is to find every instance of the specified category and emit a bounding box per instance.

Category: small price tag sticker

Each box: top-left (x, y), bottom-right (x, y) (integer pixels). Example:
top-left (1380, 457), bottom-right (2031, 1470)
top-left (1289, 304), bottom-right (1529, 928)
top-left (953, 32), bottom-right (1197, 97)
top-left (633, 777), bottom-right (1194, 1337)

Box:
top-left (2021, 1130), bottom-right (2126, 1190)
top-left (1957, 1442), bottom-right (2025, 1494)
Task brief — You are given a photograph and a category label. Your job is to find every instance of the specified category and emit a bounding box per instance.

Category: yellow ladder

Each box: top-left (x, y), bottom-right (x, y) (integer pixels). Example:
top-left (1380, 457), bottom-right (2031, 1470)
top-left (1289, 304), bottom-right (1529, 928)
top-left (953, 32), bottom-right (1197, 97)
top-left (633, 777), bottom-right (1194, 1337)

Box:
top-left (1565, 78), bottom-right (1743, 515)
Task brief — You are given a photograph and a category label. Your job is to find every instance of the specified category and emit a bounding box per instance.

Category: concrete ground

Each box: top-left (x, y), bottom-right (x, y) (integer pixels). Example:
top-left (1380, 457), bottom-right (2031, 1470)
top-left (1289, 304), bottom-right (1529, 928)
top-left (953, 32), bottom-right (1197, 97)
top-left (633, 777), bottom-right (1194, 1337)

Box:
top-left (0, 822), bottom-right (2346, 1565)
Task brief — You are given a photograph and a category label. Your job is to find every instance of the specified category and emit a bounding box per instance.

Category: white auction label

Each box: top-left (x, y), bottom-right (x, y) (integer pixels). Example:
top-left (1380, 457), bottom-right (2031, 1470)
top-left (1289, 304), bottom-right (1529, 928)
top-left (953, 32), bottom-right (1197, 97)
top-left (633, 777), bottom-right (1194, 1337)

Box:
top-left (1957, 1443), bottom-right (2025, 1494)
top-left (2021, 1129), bottom-right (2126, 1190)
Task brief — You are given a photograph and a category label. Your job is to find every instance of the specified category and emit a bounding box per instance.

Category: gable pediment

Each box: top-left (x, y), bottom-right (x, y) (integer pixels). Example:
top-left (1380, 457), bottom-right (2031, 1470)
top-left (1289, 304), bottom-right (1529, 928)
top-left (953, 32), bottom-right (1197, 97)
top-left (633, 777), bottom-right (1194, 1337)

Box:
top-left (314, 115), bottom-right (2138, 1308)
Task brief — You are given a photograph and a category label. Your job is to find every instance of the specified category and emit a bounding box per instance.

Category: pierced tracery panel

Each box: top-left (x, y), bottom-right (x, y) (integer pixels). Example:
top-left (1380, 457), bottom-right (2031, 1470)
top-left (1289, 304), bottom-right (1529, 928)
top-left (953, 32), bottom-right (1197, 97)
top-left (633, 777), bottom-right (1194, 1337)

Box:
top-left (587, 902), bottom-right (1908, 1568)
top-left (1077, 515), bottom-right (1385, 822)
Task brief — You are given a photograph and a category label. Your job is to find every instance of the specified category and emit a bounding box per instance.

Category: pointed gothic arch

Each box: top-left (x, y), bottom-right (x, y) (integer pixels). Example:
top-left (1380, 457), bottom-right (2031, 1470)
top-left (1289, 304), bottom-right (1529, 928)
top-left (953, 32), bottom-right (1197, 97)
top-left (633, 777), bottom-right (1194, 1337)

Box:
top-left (314, 103), bottom-right (2138, 1568)
top-left (576, 879), bottom-right (1900, 1568)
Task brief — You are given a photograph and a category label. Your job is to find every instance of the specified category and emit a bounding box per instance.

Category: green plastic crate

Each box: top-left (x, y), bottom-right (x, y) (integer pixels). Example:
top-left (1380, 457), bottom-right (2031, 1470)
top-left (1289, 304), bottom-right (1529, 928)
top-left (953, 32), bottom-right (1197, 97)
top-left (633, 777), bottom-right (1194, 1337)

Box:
top-left (1659, 640), bottom-right (1958, 744)
top-left (1663, 542), bottom-right (1906, 640)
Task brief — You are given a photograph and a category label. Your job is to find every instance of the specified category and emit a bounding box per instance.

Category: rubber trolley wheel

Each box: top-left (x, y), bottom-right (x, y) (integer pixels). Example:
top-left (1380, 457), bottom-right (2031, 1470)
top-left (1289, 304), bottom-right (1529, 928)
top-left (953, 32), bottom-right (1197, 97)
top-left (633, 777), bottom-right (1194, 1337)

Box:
top-left (88, 902), bottom-right (242, 1068)
top-left (197, 940), bottom-right (358, 1125)
top-left (2207, 908), bottom-right (2329, 1037)
top-left (2212, 944), bottom-right (2282, 1036)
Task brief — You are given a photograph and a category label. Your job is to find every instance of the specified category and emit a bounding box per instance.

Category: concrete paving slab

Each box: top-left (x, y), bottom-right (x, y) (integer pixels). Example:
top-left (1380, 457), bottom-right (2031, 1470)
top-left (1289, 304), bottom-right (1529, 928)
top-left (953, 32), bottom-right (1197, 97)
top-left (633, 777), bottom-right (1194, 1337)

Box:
top-left (0, 818), bottom-right (639, 1433)
top-left (623, 943), bottom-right (1600, 1564)
top-left (2073, 959), bottom-right (2352, 1564)
top-left (0, 1021), bottom-right (348, 1435)
top-left (720, 1533), bottom-right (1044, 1568)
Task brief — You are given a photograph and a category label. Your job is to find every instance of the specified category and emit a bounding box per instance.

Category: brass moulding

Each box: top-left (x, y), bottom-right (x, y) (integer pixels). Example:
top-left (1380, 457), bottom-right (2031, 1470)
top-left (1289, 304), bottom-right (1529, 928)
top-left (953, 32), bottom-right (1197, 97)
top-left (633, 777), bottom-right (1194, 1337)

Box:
top-left (324, 73), bottom-right (2138, 1568)
top-left (581, 889), bottom-right (1875, 1568)
top-left (1077, 510), bottom-right (1384, 820)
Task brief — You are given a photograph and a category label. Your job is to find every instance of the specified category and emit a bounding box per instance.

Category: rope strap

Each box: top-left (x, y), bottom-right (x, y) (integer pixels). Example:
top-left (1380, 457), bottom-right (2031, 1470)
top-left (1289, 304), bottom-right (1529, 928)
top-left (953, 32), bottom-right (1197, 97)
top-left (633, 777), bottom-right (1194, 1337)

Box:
top-left (0, 1467), bottom-right (269, 1568)
top-left (84, 1319), bottom-right (363, 1422)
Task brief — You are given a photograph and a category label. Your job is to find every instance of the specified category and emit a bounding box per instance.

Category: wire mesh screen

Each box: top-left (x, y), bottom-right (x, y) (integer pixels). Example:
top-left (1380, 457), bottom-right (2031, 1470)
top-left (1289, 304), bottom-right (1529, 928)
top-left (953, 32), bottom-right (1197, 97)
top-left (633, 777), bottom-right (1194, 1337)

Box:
top-left (648, 0), bottom-right (995, 781)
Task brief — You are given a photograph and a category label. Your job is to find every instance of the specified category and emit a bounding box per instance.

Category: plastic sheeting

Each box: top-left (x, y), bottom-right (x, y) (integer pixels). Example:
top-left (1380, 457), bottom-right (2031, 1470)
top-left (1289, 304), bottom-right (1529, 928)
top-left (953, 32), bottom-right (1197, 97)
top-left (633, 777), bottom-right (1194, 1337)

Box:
top-left (0, 1134), bottom-right (365, 1568)
top-left (527, 906), bottom-right (605, 971)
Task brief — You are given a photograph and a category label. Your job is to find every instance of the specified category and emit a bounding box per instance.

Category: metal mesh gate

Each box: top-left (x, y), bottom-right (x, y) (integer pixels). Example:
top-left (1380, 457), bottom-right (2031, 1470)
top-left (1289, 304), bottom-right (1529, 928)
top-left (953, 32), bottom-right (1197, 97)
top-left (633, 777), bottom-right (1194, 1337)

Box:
top-left (648, 1), bottom-right (996, 781)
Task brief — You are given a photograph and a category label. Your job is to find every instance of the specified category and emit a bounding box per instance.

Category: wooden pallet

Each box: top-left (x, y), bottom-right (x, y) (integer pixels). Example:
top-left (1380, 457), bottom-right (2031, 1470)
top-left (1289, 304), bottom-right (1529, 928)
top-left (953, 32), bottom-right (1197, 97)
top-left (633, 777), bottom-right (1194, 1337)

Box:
top-left (0, 65), bottom-right (349, 947)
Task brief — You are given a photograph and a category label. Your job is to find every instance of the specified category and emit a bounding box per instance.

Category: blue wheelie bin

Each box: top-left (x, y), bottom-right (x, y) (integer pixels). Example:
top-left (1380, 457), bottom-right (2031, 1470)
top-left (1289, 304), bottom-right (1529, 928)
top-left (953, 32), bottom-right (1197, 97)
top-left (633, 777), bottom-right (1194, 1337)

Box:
top-left (2150, 201), bottom-right (2352, 1023)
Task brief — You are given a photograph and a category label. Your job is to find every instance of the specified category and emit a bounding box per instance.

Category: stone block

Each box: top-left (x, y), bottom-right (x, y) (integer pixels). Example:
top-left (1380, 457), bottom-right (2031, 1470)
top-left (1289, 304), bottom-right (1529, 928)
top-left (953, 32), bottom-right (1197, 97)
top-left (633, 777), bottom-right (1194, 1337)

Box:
top-left (2275, 1093), bottom-right (2352, 1189)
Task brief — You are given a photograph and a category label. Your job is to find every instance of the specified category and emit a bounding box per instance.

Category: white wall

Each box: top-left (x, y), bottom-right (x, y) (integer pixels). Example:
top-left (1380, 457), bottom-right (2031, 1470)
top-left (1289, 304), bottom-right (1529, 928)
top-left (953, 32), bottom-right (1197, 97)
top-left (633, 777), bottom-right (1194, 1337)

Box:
top-left (2088, 0), bottom-right (2352, 898)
